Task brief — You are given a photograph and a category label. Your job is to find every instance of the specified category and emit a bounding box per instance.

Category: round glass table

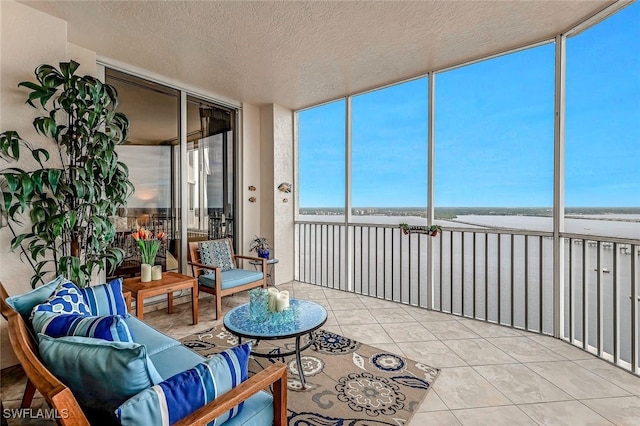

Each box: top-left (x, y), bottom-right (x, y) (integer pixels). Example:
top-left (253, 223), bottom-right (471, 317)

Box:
top-left (223, 299), bottom-right (327, 388)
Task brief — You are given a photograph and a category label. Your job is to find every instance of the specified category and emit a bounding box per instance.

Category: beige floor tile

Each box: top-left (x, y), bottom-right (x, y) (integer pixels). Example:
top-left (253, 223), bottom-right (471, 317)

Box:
top-left (382, 322), bottom-right (438, 343)
top-left (433, 366), bottom-right (511, 409)
top-left (575, 359), bottom-right (640, 395)
top-left (323, 288), bottom-right (354, 299)
top-left (323, 310), bottom-right (339, 326)
top-left (474, 364), bottom-right (571, 404)
top-left (444, 339), bottom-right (518, 366)
top-left (332, 309), bottom-right (377, 325)
top-left (294, 288), bottom-right (326, 300)
top-left (486, 336), bottom-right (566, 363)
top-left (581, 396), bottom-right (640, 425)
top-left (528, 334), bottom-right (597, 360)
top-left (404, 306), bottom-right (455, 322)
top-left (397, 341), bottom-right (467, 368)
top-left (526, 361), bottom-right (630, 399)
top-left (327, 297), bottom-right (367, 311)
top-left (519, 400), bottom-right (614, 425)
top-left (456, 318), bottom-right (523, 337)
top-left (422, 321), bottom-right (480, 340)
top-left (410, 410), bottom-right (462, 425)
top-left (321, 325), bottom-right (342, 336)
top-left (340, 324), bottom-right (393, 344)
top-left (368, 342), bottom-right (405, 356)
top-left (369, 308), bottom-right (416, 323)
top-left (452, 405), bottom-right (537, 425)
top-left (417, 389), bottom-right (448, 412)
top-left (358, 295), bottom-right (402, 309)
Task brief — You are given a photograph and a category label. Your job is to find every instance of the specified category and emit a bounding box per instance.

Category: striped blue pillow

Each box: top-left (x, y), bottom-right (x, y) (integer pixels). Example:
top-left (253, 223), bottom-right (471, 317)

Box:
top-left (116, 343), bottom-right (251, 426)
top-left (79, 278), bottom-right (128, 316)
top-left (32, 311), bottom-right (133, 342)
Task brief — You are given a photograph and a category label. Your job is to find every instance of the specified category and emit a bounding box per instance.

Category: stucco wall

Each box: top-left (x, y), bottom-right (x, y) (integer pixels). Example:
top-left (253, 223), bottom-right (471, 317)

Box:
top-left (241, 104), bottom-right (262, 253)
top-left (257, 104), bottom-right (294, 285)
top-left (272, 104), bottom-right (294, 284)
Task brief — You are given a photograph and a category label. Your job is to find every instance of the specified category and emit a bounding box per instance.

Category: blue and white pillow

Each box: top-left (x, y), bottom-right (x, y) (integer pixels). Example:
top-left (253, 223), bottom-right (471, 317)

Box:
top-left (116, 343), bottom-right (251, 426)
top-left (79, 278), bottom-right (128, 317)
top-left (30, 281), bottom-right (91, 320)
top-left (32, 311), bottom-right (133, 342)
top-left (199, 240), bottom-right (235, 272)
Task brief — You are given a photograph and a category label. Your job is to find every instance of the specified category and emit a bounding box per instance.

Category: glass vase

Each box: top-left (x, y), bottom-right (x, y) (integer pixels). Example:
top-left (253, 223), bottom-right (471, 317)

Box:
top-left (249, 288), bottom-right (269, 323)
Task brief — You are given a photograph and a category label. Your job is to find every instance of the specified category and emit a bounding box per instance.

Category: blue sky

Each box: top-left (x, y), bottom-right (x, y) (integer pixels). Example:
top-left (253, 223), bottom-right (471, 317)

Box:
top-left (298, 3), bottom-right (639, 209)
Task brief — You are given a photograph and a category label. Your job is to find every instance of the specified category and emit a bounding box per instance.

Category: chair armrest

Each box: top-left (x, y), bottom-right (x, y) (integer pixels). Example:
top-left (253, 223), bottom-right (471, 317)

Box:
top-left (174, 362), bottom-right (288, 426)
top-left (188, 261), bottom-right (222, 273)
top-left (234, 254), bottom-right (265, 263)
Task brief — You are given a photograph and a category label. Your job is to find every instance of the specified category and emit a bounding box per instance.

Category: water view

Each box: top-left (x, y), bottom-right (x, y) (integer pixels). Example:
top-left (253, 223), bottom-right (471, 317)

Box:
top-left (296, 208), bottom-right (640, 366)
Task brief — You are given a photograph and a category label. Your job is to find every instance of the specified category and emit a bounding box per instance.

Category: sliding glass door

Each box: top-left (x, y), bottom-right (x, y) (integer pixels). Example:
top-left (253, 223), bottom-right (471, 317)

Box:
top-left (104, 70), bottom-right (237, 279)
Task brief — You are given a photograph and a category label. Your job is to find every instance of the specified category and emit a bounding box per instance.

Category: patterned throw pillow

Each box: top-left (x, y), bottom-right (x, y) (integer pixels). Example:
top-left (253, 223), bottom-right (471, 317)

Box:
top-left (30, 281), bottom-right (91, 320)
top-left (199, 240), bottom-right (235, 272)
top-left (32, 311), bottom-right (134, 342)
top-left (79, 278), bottom-right (128, 317)
top-left (116, 343), bottom-right (252, 426)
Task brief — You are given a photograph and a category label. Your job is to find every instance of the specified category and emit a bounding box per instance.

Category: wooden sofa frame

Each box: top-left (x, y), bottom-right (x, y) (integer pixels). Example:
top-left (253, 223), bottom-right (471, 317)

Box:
top-left (188, 239), bottom-right (267, 319)
top-left (0, 282), bottom-right (288, 426)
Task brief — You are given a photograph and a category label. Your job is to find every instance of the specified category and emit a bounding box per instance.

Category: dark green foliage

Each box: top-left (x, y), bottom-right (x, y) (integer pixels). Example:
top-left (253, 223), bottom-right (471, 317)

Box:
top-left (0, 61), bottom-right (134, 288)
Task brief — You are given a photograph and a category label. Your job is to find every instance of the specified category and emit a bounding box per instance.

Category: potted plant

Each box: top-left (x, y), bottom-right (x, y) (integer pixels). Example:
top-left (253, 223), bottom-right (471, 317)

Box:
top-left (0, 61), bottom-right (134, 288)
top-left (249, 236), bottom-right (271, 259)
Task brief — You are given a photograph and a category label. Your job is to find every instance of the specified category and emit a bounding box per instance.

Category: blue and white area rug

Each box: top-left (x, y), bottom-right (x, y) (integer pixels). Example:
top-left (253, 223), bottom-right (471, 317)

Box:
top-left (181, 327), bottom-right (439, 425)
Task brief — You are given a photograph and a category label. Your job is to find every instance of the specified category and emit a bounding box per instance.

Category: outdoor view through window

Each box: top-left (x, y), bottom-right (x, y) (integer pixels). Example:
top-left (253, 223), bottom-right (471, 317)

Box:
top-left (296, 3), bottom-right (639, 365)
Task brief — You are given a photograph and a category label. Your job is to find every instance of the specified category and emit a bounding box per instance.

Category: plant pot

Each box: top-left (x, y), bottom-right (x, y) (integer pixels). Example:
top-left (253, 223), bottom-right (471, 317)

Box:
top-left (257, 248), bottom-right (270, 259)
top-left (141, 264), bottom-right (152, 282)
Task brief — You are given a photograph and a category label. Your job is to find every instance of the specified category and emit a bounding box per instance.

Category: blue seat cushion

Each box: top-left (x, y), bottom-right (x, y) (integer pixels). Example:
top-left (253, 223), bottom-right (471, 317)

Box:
top-left (124, 315), bottom-right (180, 356)
top-left (199, 269), bottom-right (264, 291)
top-left (149, 344), bottom-right (204, 380)
top-left (116, 343), bottom-right (251, 425)
top-left (222, 391), bottom-right (274, 426)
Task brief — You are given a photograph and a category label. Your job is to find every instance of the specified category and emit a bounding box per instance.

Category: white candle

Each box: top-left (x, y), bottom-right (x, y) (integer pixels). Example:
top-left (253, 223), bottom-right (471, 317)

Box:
top-left (151, 265), bottom-right (162, 280)
top-left (276, 292), bottom-right (289, 312)
top-left (140, 264), bottom-right (152, 283)
top-left (268, 288), bottom-right (279, 312)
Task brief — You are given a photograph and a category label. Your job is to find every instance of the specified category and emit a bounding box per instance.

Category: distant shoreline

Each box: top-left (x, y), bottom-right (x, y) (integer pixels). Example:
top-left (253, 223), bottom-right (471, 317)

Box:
top-left (300, 206), bottom-right (640, 220)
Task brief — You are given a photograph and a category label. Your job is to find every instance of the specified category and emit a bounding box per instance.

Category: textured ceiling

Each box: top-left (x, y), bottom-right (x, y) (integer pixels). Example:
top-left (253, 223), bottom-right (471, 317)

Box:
top-left (20, 0), bottom-right (615, 110)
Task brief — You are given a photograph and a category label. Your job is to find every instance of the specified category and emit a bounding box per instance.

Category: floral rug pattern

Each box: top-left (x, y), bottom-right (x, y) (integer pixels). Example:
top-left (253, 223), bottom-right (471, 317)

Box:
top-left (181, 327), bottom-right (439, 425)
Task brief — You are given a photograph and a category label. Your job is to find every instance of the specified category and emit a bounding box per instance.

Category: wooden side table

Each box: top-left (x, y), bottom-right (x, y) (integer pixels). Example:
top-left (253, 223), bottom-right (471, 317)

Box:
top-left (122, 272), bottom-right (198, 325)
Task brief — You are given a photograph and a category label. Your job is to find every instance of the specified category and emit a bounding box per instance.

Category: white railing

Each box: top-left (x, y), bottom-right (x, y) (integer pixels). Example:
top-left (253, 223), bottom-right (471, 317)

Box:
top-left (295, 221), bottom-right (640, 374)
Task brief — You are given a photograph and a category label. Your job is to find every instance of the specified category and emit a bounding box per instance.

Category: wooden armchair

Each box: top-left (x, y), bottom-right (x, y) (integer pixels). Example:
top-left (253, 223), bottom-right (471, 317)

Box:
top-left (0, 282), bottom-right (287, 426)
top-left (188, 238), bottom-right (267, 319)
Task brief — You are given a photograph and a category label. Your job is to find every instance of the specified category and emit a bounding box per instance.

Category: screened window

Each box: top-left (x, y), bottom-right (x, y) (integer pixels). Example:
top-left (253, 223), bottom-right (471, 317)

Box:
top-left (434, 44), bottom-right (555, 230)
top-left (351, 78), bottom-right (428, 222)
top-left (297, 100), bottom-right (346, 218)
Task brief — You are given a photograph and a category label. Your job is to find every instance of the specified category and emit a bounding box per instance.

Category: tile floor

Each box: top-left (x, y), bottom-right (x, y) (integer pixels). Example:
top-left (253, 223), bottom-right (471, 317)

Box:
top-left (3, 281), bottom-right (640, 425)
